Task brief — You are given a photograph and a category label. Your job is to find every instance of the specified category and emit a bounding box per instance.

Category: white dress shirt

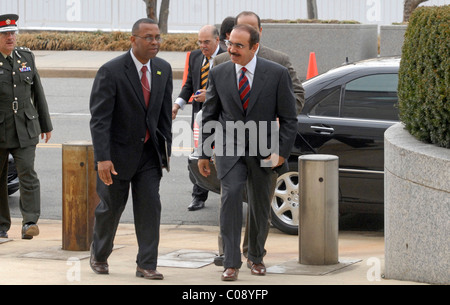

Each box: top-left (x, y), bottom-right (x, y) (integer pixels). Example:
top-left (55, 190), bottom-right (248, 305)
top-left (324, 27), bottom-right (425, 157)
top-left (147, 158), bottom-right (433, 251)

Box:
top-left (130, 49), bottom-right (151, 91)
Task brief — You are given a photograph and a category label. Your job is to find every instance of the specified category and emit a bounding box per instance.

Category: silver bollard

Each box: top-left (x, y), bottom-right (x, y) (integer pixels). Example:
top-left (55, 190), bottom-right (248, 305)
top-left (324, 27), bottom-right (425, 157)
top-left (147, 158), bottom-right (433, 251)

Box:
top-left (299, 154), bottom-right (339, 265)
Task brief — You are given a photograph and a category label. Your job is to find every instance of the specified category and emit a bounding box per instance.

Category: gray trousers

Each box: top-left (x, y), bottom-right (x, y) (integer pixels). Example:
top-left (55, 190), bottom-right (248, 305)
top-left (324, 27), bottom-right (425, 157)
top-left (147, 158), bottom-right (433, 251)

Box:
top-left (219, 156), bottom-right (277, 269)
top-left (0, 146), bottom-right (40, 231)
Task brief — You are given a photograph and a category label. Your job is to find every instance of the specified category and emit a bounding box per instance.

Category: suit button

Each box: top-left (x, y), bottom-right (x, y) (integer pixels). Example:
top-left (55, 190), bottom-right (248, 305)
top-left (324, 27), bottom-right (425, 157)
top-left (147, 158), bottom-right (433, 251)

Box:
top-left (140, 138), bottom-right (145, 142)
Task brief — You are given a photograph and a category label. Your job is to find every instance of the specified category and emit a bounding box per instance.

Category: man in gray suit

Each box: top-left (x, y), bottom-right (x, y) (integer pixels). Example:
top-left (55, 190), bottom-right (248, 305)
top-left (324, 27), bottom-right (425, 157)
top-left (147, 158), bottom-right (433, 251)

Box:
top-left (198, 24), bottom-right (297, 281)
top-left (212, 10), bottom-right (304, 267)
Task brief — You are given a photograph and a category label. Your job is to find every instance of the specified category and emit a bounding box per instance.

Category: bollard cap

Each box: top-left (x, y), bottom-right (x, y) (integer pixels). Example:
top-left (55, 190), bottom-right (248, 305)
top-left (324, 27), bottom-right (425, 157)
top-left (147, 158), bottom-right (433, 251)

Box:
top-left (299, 154), bottom-right (338, 162)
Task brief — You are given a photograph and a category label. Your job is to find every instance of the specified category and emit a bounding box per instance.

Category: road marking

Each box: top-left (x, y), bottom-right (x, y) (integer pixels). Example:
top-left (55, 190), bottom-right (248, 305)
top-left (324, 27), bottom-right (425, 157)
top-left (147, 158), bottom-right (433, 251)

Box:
top-left (37, 143), bottom-right (192, 152)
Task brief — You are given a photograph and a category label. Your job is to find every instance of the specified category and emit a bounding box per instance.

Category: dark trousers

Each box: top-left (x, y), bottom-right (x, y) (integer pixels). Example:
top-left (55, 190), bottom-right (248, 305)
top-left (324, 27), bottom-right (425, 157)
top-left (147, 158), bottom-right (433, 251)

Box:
top-left (220, 157), bottom-right (277, 269)
top-left (0, 146), bottom-right (40, 231)
top-left (92, 142), bottom-right (162, 270)
top-left (192, 183), bottom-right (208, 201)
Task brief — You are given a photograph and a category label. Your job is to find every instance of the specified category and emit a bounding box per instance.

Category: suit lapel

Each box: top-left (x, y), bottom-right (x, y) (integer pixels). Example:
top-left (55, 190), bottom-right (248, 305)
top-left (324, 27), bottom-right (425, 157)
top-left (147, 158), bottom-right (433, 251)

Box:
top-left (246, 59), bottom-right (267, 115)
top-left (148, 59), bottom-right (162, 114)
top-left (124, 51), bottom-right (147, 109)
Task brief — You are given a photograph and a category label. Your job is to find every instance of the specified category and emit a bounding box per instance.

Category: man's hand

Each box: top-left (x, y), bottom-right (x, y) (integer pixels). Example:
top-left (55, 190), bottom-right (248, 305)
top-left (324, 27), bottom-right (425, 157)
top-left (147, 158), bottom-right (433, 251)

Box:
top-left (198, 159), bottom-right (211, 177)
top-left (97, 160), bottom-right (118, 186)
top-left (172, 104), bottom-right (180, 120)
top-left (264, 153), bottom-right (285, 169)
top-left (193, 89), bottom-right (206, 103)
top-left (41, 132), bottom-right (52, 143)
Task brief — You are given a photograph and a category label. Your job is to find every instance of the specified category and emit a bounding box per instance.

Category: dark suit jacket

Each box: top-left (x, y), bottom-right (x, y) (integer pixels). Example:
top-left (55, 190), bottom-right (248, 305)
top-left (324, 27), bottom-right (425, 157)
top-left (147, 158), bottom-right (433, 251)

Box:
top-left (200, 57), bottom-right (298, 179)
top-left (178, 48), bottom-right (225, 128)
top-left (90, 50), bottom-right (173, 179)
top-left (213, 45), bottom-right (305, 114)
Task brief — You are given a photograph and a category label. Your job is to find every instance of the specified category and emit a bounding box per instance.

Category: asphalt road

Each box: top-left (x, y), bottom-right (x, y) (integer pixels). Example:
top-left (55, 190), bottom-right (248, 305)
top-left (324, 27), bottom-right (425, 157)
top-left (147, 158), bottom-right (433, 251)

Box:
top-left (7, 77), bottom-right (384, 232)
top-left (7, 77), bottom-right (222, 226)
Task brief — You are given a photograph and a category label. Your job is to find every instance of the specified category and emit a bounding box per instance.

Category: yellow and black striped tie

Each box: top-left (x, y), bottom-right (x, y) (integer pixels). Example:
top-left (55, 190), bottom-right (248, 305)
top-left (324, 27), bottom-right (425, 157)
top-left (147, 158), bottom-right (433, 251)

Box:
top-left (200, 56), bottom-right (210, 89)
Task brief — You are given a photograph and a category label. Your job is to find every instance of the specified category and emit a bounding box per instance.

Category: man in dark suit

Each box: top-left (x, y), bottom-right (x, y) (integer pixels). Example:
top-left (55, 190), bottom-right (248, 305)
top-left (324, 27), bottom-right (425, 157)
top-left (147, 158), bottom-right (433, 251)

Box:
top-left (198, 24), bottom-right (297, 281)
top-left (172, 24), bottom-right (225, 211)
top-left (0, 14), bottom-right (53, 240)
top-left (89, 18), bottom-right (172, 280)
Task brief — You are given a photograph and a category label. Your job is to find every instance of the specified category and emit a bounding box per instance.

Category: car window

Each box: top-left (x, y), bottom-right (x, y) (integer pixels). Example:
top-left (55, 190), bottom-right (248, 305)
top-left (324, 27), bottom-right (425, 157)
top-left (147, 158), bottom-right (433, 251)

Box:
top-left (341, 74), bottom-right (399, 121)
top-left (309, 86), bottom-right (341, 117)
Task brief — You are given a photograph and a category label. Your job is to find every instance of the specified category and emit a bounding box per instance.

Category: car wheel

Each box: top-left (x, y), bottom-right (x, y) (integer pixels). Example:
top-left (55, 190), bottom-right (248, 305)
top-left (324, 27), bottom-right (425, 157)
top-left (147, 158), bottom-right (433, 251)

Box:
top-left (271, 171), bottom-right (299, 235)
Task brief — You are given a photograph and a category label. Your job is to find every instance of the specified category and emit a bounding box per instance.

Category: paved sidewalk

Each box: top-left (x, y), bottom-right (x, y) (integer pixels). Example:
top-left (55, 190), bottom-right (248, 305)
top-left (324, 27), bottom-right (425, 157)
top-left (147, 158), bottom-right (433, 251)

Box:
top-left (0, 218), bottom-right (425, 285)
top-left (33, 50), bottom-right (188, 79)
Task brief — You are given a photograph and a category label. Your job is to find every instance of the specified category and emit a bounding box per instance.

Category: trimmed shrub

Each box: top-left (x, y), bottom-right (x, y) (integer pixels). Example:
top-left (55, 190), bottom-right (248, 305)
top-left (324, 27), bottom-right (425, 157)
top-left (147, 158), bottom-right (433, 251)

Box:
top-left (398, 5), bottom-right (450, 148)
top-left (17, 31), bottom-right (198, 52)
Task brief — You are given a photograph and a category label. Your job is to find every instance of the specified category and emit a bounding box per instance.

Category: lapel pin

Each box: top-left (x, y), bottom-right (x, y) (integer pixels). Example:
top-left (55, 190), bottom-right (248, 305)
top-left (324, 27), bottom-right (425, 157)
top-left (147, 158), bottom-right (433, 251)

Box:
top-left (157, 71), bottom-right (162, 76)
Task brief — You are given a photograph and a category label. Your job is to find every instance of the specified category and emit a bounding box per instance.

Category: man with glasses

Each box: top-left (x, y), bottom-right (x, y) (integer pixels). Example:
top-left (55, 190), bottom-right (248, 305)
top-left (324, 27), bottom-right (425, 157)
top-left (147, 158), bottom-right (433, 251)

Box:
top-left (0, 14), bottom-right (53, 240)
top-left (89, 18), bottom-right (172, 280)
top-left (172, 24), bottom-right (225, 211)
top-left (212, 10), bottom-right (305, 268)
top-left (198, 24), bottom-right (297, 280)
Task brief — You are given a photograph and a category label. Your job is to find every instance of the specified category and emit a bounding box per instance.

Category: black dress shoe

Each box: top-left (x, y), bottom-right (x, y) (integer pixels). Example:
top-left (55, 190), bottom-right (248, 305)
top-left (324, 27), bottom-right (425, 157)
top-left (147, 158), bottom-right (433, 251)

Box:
top-left (90, 244), bottom-right (109, 274)
top-left (188, 199), bottom-right (205, 211)
top-left (22, 223), bottom-right (39, 240)
top-left (214, 255), bottom-right (224, 266)
top-left (0, 231), bottom-right (8, 238)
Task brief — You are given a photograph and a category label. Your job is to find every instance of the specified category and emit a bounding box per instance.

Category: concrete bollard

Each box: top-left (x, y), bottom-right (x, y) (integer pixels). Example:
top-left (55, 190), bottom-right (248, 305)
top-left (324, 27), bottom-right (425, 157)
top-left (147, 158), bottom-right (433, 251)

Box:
top-left (299, 154), bottom-right (339, 265)
top-left (62, 141), bottom-right (98, 251)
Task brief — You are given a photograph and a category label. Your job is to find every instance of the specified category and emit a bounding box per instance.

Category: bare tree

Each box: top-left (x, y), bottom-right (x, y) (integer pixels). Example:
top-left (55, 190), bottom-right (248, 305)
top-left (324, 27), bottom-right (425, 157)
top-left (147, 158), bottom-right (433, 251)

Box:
top-left (159, 0), bottom-right (170, 34)
top-left (142, 0), bottom-right (170, 34)
top-left (403, 0), bottom-right (429, 22)
top-left (307, 0), bottom-right (318, 19)
top-left (143, 0), bottom-right (158, 21)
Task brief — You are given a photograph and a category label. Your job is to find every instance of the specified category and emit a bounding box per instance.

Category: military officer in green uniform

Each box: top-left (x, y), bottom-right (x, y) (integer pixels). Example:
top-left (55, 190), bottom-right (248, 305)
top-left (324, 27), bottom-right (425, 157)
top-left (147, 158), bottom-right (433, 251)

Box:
top-left (0, 14), bottom-right (53, 239)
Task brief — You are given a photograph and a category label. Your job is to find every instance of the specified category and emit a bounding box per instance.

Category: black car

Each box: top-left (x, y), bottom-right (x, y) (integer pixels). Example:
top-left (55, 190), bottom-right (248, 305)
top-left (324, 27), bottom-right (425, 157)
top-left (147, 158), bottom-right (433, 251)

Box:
top-left (188, 57), bottom-right (400, 235)
top-left (8, 154), bottom-right (19, 196)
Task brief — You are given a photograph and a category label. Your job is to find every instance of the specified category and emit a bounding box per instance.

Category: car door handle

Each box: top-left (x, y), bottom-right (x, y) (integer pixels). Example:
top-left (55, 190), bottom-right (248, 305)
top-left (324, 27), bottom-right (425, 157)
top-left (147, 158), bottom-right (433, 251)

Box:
top-left (311, 125), bottom-right (335, 135)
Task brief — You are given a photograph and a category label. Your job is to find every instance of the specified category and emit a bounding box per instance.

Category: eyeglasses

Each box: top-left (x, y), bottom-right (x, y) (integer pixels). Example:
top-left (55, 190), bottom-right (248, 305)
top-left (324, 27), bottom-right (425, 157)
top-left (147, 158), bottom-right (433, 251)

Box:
top-left (134, 35), bottom-right (163, 43)
top-left (224, 40), bottom-right (247, 49)
top-left (197, 40), bottom-right (212, 46)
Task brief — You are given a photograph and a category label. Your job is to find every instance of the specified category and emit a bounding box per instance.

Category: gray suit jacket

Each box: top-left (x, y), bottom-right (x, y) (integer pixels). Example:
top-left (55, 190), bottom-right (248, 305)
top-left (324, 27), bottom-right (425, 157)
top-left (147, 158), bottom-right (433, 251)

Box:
top-left (200, 57), bottom-right (298, 179)
top-left (213, 45), bottom-right (305, 114)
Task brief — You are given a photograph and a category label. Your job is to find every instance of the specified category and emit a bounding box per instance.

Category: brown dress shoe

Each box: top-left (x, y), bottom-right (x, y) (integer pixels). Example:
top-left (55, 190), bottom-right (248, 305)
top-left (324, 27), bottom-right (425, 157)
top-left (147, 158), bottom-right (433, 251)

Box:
top-left (90, 246), bottom-right (109, 274)
top-left (248, 260), bottom-right (266, 276)
top-left (221, 268), bottom-right (239, 281)
top-left (136, 266), bottom-right (164, 280)
top-left (22, 223), bottom-right (39, 240)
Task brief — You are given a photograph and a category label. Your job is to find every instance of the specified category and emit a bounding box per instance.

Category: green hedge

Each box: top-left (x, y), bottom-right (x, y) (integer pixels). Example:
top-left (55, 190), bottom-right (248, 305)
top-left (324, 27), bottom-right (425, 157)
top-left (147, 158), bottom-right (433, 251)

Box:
top-left (398, 5), bottom-right (450, 148)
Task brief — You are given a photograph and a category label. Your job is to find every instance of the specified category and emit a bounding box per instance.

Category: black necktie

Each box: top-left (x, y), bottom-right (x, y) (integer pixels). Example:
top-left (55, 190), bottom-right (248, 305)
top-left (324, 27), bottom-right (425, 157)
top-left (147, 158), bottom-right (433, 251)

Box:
top-left (6, 56), bottom-right (13, 67)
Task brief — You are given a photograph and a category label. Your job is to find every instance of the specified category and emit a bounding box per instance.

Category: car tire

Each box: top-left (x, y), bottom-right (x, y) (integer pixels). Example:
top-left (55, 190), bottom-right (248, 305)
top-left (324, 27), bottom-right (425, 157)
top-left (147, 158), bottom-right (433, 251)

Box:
top-left (271, 171), bottom-right (299, 235)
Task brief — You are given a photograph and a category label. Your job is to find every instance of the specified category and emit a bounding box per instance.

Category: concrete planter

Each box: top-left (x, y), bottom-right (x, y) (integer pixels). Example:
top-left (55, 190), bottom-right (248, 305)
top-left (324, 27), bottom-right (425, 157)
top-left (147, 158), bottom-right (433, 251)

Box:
top-left (260, 23), bottom-right (378, 81)
top-left (380, 25), bottom-right (407, 57)
top-left (384, 123), bottom-right (450, 285)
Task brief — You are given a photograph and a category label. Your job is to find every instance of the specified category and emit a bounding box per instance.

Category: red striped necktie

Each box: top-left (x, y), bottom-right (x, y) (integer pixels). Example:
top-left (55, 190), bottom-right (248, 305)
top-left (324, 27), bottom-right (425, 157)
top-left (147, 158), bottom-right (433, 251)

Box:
top-left (239, 67), bottom-right (250, 111)
top-left (141, 65), bottom-right (150, 142)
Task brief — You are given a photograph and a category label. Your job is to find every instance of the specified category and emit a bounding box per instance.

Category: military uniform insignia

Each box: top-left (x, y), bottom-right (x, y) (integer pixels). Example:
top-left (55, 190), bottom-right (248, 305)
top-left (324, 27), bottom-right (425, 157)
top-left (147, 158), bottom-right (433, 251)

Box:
top-left (19, 61), bottom-right (31, 72)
